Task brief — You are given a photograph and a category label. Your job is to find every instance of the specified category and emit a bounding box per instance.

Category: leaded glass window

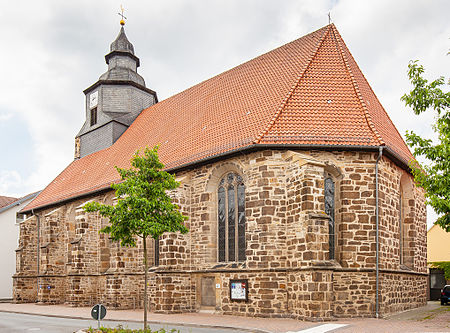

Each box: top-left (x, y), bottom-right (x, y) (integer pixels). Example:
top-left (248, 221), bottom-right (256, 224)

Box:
top-left (218, 173), bottom-right (246, 262)
top-left (154, 236), bottom-right (159, 266)
top-left (324, 177), bottom-right (335, 260)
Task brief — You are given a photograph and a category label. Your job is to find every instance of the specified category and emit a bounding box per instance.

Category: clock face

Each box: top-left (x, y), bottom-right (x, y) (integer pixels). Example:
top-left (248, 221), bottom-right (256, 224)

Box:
top-left (89, 91), bottom-right (98, 108)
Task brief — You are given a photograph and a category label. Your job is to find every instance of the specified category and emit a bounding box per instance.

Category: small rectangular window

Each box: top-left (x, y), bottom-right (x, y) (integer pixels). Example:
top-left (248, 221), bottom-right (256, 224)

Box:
top-left (90, 107), bottom-right (97, 126)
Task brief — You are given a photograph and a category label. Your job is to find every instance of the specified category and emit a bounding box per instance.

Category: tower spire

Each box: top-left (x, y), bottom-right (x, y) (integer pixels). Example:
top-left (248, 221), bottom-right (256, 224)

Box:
top-left (118, 5), bottom-right (127, 26)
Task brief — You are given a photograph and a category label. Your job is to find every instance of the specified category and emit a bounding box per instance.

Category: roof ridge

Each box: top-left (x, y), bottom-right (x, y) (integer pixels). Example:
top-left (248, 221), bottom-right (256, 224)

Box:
top-left (329, 24), bottom-right (385, 146)
top-left (253, 25), bottom-right (332, 144)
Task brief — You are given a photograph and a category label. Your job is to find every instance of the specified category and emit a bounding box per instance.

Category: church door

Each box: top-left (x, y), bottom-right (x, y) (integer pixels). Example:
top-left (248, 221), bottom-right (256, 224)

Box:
top-left (201, 277), bottom-right (216, 307)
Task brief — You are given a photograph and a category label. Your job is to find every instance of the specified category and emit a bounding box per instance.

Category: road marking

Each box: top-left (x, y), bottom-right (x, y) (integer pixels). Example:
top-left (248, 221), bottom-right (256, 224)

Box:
top-left (287, 323), bottom-right (348, 333)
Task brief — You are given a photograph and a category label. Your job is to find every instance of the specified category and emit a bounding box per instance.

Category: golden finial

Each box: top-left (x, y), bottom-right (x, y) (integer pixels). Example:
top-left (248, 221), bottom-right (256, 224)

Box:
top-left (118, 5), bottom-right (127, 26)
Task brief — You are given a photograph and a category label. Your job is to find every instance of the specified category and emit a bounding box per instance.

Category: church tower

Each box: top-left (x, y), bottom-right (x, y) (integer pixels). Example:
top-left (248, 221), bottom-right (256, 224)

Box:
top-left (75, 23), bottom-right (157, 159)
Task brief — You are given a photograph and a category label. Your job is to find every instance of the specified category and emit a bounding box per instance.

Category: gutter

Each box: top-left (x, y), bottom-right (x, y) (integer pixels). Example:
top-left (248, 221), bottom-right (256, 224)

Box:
top-left (23, 143), bottom-right (410, 214)
top-left (375, 146), bottom-right (383, 318)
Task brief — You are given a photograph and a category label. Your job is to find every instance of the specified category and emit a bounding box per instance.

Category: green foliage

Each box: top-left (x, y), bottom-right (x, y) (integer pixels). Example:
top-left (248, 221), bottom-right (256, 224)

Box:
top-left (84, 146), bottom-right (188, 243)
top-left (83, 146), bottom-right (188, 331)
top-left (88, 325), bottom-right (180, 333)
top-left (401, 60), bottom-right (450, 232)
top-left (429, 261), bottom-right (450, 280)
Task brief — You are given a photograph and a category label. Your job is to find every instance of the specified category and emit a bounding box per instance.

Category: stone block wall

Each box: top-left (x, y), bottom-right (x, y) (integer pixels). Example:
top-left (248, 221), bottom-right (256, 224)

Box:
top-left (380, 272), bottom-right (427, 315)
top-left (13, 149), bottom-right (427, 319)
top-left (66, 275), bottom-right (101, 307)
top-left (37, 276), bottom-right (67, 304)
top-left (333, 270), bottom-right (375, 318)
top-left (219, 271), bottom-right (288, 318)
top-left (13, 276), bottom-right (36, 303)
top-left (14, 214), bottom-right (38, 303)
top-left (103, 273), bottom-right (144, 309)
top-left (288, 270), bottom-right (333, 320)
top-left (151, 273), bottom-right (192, 313)
top-left (378, 157), bottom-right (427, 273)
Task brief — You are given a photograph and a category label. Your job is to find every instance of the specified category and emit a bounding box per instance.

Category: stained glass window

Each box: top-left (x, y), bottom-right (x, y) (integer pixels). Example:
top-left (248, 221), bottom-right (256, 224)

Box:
top-left (324, 177), bottom-right (335, 260)
top-left (218, 172), bottom-right (246, 262)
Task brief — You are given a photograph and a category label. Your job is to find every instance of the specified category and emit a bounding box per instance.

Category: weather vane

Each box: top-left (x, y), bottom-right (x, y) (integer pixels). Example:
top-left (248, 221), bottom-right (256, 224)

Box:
top-left (328, 12), bottom-right (332, 24)
top-left (118, 5), bottom-right (127, 26)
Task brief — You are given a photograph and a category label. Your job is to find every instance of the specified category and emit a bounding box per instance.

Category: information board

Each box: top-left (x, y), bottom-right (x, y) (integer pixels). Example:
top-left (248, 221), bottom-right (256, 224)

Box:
top-left (229, 279), bottom-right (248, 301)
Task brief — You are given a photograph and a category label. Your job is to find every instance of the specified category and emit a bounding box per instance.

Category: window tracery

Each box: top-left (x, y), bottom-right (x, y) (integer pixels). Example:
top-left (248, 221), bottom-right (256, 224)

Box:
top-left (218, 172), bottom-right (245, 262)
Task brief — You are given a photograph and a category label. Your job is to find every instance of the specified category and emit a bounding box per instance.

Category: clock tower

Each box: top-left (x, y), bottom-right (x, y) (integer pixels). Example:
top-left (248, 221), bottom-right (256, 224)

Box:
top-left (75, 24), bottom-right (157, 159)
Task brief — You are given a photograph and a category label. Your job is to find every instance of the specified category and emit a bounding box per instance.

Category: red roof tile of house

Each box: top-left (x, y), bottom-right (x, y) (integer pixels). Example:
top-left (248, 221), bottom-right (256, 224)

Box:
top-left (0, 196), bottom-right (17, 210)
top-left (23, 24), bottom-right (414, 212)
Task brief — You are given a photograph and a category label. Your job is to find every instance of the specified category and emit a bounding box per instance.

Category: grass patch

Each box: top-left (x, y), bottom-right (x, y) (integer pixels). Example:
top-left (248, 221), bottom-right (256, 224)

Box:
top-left (418, 305), bottom-right (450, 321)
top-left (87, 325), bottom-right (180, 333)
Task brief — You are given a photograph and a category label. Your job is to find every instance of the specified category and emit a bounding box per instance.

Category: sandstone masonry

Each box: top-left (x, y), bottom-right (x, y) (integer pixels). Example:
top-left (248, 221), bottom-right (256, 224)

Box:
top-left (14, 149), bottom-right (427, 319)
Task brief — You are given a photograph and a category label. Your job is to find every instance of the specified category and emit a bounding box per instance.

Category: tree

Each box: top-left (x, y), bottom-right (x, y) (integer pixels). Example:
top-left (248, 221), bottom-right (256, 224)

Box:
top-left (401, 60), bottom-right (450, 232)
top-left (84, 146), bottom-right (188, 332)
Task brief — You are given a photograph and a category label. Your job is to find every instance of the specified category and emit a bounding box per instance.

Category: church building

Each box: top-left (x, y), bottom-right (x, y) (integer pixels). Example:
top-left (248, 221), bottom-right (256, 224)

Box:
top-left (14, 22), bottom-right (427, 320)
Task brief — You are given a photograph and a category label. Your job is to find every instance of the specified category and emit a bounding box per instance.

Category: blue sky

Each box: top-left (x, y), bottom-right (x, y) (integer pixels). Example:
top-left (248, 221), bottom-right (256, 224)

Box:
top-left (0, 0), bottom-right (448, 229)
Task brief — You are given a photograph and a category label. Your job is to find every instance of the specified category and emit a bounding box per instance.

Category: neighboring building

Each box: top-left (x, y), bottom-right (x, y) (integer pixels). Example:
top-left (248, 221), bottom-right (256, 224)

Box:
top-left (427, 225), bottom-right (450, 263)
top-left (0, 192), bottom-right (40, 299)
top-left (0, 196), bottom-right (16, 210)
top-left (427, 224), bottom-right (450, 300)
top-left (14, 23), bottom-right (427, 319)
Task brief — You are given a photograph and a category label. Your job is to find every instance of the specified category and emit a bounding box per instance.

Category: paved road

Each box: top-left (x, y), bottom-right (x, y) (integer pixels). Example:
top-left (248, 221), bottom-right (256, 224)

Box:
top-left (0, 312), bottom-right (242, 333)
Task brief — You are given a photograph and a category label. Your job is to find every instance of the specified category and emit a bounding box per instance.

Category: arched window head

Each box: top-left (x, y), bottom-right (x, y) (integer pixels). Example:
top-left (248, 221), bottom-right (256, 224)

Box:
top-left (324, 176), bottom-right (335, 260)
top-left (218, 172), bottom-right (246, 262)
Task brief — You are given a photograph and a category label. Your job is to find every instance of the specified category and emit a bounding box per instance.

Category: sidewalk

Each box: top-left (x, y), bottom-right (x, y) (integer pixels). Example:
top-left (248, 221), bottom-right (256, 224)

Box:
top-left (0, 302), bottom-right (316, 333)
top-left (0, 302), bottom-right (448, 332)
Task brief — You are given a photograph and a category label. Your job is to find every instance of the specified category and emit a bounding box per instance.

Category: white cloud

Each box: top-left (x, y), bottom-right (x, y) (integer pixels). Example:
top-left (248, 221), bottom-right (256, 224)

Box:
top-left (0, 170), bottom-right (23, 197)
top-left (0, 113), bottom-right (13, 122)
top-left (0, 0), bottom-right (448, 228)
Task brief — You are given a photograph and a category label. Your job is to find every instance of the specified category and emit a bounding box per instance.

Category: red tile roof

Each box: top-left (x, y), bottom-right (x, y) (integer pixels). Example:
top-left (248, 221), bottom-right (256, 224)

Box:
top-left (24, 24), bottom-right (414, 212)
top-left (0, 196), bottom-right (17, 210)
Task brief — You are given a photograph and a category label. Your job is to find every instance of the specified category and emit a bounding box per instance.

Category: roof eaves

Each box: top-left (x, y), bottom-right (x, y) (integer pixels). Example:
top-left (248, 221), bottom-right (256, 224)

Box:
top-left (330, 24), bottom-right (385, 146)
top-left (21, 185), bottom-right (114, 215)
top-left (253, 25), bottom-right (332, 144)
top-left (22, 143), bottom-right (414, 215)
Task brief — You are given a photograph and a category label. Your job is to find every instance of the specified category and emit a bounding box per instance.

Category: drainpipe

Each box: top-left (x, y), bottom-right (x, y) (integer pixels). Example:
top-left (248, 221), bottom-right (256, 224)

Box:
top-left (375, 146), bottom-right (383, 318)
top-left (32, 209), bottom-right (40, 300)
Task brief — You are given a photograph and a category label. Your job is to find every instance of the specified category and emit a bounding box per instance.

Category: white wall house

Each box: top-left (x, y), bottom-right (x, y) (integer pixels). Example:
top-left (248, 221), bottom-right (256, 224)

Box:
top-left (0, 192), bottom-right (40, 300)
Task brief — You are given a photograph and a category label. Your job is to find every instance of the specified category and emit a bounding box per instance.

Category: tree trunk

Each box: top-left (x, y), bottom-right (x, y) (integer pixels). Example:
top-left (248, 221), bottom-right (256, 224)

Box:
top-left (143, 235), bottom-right (148, 332)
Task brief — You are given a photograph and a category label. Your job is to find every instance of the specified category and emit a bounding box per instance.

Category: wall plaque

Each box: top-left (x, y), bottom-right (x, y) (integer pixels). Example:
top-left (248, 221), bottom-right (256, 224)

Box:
top-left (229, 279), bottom-right (248, 301)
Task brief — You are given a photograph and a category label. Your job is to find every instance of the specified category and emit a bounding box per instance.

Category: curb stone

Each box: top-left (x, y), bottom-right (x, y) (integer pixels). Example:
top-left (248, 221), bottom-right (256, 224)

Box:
top-left (0, 309), bottom-right (270, 333)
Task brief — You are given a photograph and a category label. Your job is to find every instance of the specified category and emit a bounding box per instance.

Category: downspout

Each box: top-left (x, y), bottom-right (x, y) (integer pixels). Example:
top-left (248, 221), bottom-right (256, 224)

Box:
top-left (31, 209), bottom-right (40, 300)
top-left (375, 146), bottom-right (383, 318)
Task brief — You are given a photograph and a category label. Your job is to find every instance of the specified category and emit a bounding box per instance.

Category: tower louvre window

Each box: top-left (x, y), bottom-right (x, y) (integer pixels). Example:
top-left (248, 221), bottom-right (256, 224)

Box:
top-left (90, 107), bottom-right (97, 126)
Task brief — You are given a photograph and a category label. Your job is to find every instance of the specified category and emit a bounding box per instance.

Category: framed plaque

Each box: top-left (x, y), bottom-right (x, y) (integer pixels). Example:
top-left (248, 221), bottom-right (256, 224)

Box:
top-left (229, 279), bottom-right (248, 301)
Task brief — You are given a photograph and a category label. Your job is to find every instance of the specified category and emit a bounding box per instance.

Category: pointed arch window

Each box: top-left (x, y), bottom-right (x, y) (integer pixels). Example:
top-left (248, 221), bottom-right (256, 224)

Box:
top-left (218, 172), bottom-right (246, 262)
top-left (324, 176), bottom-right (335, 260)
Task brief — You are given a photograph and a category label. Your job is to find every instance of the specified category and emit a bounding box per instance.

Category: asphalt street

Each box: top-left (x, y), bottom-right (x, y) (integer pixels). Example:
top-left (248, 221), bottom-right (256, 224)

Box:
top-left (0, 312), bottom-right (241, 333)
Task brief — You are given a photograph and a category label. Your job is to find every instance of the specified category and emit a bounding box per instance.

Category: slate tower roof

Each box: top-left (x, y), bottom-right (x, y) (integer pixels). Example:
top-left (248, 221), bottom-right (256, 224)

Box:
top-left (24, 24), bottom-right (414, 212)
top-left (75, 25), bottom-right (157, 159)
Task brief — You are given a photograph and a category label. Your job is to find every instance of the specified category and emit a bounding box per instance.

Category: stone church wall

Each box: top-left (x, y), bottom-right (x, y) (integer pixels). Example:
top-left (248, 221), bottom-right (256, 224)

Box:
top-left (14, 149), bottom-right (427, 319)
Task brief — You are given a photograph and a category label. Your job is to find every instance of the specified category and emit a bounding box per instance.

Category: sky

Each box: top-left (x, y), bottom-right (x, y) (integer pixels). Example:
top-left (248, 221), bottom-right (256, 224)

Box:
top-left (0, 0), bottom-right (448, 229)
